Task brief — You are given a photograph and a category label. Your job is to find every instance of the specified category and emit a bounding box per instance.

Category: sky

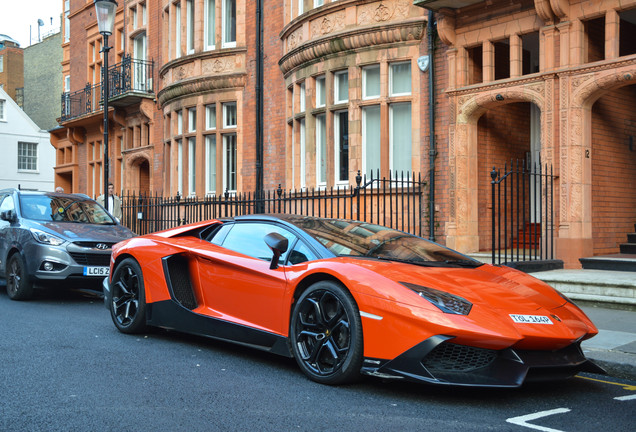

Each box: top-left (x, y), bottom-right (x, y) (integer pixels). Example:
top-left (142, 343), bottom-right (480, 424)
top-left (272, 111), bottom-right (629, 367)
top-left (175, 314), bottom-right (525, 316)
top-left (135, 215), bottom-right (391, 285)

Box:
top-left (0, 0), bottom-right (64, 48)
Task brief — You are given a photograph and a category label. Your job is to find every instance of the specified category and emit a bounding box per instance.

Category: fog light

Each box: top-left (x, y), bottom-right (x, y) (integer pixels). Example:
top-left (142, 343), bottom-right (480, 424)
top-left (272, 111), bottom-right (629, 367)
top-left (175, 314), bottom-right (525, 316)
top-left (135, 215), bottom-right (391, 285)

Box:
top-left (43, 262), bottom-right (54, 271)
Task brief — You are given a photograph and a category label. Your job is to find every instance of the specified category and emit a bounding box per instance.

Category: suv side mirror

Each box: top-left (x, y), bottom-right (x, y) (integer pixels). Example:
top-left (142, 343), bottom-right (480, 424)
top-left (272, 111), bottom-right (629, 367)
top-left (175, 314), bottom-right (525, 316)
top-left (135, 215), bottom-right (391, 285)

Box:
top-left (264, 232), bottom-right (289, 270)
top-left (0, 209), bottom-right (16, 222)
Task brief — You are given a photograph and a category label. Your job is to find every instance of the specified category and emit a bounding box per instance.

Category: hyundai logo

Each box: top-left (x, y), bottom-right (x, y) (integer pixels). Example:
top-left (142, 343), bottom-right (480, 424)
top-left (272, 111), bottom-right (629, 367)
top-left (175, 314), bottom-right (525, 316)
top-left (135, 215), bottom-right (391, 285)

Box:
top-left (95, 243), bottom-right (109, 250)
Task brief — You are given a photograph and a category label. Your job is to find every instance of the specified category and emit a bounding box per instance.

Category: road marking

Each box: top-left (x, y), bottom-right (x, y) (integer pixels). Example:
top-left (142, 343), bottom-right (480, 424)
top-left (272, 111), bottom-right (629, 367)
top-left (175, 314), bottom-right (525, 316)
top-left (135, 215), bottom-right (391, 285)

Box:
top-left (576, 375), bottom-right (636, 391)
top-left (615, 394), bottom-right (636, 401)
top-left (506, 408), bottom-right (570, 432)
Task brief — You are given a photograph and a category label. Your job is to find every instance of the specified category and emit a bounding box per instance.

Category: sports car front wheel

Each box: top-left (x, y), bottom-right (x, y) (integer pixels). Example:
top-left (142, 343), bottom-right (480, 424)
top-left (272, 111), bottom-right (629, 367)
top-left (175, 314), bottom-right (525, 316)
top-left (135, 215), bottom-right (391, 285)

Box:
top-left (290, 281), bottom-right (363, 385)
top-left (110, 258), bottom-right (147, 334)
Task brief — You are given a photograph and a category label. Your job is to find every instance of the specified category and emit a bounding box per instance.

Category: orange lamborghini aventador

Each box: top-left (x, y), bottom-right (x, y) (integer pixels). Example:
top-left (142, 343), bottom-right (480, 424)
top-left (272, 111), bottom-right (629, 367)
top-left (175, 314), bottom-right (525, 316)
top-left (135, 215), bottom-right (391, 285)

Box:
top-left (103, 214), bottom-right (604, 387)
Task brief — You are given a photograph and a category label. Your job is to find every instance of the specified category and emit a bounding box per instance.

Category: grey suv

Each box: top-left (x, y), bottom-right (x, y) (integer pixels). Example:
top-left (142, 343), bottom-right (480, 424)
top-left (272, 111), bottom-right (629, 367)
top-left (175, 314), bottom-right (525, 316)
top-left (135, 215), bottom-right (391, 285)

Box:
top-left (0, 188), bottom-right (135, 300)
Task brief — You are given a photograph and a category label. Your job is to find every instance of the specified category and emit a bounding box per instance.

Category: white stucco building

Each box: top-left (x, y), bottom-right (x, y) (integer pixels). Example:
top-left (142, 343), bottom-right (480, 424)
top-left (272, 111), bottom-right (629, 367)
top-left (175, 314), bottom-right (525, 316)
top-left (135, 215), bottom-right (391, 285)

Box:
top-left (0, 87), bottom-right (54, 191)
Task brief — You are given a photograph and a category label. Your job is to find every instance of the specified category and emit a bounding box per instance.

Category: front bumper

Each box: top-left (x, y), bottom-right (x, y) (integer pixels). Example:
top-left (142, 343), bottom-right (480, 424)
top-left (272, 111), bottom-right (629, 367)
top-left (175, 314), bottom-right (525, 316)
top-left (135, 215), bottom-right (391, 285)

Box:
top-left (361, 335), bottom-right (606, 387)
top-left (23, 242), bottom-right (111, 285)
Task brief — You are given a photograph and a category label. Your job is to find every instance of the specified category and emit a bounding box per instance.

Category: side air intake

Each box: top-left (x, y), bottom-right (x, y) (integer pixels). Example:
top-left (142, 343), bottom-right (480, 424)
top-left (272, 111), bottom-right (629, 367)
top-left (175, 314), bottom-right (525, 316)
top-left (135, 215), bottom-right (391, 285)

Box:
top-left (163, 254), bottom-right (198, 310)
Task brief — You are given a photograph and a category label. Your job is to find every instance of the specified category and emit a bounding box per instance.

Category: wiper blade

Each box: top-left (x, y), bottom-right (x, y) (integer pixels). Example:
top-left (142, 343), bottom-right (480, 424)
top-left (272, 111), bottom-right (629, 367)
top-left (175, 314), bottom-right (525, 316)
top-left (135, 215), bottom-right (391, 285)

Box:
top-left (443, 259), bottom-right (483, 268)
top-left (375, 256), bottom-right (441, 267)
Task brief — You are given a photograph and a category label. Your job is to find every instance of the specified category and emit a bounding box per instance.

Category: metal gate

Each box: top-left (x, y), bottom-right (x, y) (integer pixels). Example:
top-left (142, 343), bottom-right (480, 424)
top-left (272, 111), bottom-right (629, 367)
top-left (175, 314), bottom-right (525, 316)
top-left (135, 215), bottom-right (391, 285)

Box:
top-left (490, 160), bottom-right (556, 266)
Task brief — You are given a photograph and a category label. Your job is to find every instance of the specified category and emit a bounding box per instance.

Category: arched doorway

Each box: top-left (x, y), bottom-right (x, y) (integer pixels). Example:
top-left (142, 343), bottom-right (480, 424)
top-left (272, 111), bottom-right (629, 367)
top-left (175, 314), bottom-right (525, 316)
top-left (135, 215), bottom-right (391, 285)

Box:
top-left (138, 159), bottom-right (150, 196)
top-left (590, 84), bottom-right (636, 255)
top-left (476, 101), bottom-right (541, 251)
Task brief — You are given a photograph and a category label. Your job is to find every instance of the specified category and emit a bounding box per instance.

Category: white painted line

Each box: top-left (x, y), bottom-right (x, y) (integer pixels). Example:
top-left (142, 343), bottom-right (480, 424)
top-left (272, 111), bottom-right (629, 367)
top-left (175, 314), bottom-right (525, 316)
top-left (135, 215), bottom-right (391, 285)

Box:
top-left (506, 408), bottom-right (571, 432)
top-left (615, 394), bottom-right (636, 401)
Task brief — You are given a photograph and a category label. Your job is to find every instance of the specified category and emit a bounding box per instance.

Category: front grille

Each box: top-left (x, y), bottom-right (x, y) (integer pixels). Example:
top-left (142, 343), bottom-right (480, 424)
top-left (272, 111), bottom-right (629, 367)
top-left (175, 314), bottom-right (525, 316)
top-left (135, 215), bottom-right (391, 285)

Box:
top-left (422, 343), bottom-right (498, 372)
top-left (164, 255), bottom-right (198, 310)
top-left (73, 241), bottom-right (115, 249)
top-left (69, 252), bottom-right (111, 266)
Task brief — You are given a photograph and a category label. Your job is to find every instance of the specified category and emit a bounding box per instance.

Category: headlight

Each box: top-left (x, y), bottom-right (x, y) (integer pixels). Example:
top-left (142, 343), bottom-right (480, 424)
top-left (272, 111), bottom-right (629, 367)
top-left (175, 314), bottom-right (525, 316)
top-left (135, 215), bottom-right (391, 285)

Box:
top-left (401, 282), bottom-right (473, 315)
top-left (30, 228), bottom-right (65, 246)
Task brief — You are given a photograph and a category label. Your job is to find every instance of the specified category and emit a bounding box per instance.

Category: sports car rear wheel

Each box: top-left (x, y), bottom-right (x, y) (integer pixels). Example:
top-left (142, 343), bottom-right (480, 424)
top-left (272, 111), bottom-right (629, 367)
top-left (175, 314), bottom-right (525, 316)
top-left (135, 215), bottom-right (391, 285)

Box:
top-left (290, 281), bottom-right (363, 385)
top-left (110, 258), bottom-right (147, 334)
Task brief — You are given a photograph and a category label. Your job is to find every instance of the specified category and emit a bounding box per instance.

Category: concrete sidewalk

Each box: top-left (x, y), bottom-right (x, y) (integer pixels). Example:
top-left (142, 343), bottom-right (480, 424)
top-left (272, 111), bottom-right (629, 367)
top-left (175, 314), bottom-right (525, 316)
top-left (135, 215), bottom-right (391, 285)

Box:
top-left (579, 304), bottom-right (636, 381)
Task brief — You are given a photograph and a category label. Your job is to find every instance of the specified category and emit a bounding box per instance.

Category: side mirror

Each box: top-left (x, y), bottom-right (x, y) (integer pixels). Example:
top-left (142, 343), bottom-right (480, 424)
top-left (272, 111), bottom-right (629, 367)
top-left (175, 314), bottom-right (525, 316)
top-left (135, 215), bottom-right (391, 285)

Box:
top-left (264, 232), bottom-right (289, 270)
top-left (0, 210), bottom-right (16, 222)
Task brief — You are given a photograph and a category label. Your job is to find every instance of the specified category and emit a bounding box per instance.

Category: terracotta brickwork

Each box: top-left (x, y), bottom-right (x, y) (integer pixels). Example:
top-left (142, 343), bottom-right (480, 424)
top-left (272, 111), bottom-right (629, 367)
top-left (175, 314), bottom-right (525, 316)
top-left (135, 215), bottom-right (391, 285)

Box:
top-left (0, 44), bottom-right (24, 102)
top-left (52, 0), bottom-right (636, 268)
top-left (429, 0), bottom-right (636, 267)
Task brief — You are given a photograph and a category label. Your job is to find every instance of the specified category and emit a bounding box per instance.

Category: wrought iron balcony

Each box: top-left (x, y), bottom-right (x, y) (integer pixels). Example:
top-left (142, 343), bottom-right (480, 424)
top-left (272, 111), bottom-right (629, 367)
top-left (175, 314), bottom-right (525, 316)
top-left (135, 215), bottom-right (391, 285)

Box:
top-left (60, 55), bottom-right (154, 122)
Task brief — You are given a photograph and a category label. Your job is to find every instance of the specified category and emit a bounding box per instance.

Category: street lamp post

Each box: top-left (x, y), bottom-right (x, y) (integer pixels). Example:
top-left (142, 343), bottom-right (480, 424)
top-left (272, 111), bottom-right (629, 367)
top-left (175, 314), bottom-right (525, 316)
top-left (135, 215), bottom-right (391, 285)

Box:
top-left (94, 0), bottom-right (117, 214)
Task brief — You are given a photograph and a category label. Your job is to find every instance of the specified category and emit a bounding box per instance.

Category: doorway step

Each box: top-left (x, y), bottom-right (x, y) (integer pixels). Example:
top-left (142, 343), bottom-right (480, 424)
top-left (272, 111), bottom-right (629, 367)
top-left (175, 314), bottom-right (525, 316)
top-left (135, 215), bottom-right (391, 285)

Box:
top-left (579, 223), bottom-right (636, 272)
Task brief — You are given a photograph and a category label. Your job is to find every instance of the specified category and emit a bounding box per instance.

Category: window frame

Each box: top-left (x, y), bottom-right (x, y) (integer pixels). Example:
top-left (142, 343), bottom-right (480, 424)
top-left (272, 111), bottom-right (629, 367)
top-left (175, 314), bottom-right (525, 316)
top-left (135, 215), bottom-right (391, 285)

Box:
top-left (17, 142), bottom-right (38, 172)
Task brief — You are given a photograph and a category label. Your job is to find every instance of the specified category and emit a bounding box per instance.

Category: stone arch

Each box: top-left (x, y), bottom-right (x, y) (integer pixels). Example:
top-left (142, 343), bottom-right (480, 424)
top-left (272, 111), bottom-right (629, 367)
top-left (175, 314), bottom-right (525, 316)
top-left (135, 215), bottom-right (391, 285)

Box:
top-left (559, 64), bottom-right (636, 261)
top-left (123, 152), bottom-right (152, 194)
top-left (448, 84), bottom-right (548, 254)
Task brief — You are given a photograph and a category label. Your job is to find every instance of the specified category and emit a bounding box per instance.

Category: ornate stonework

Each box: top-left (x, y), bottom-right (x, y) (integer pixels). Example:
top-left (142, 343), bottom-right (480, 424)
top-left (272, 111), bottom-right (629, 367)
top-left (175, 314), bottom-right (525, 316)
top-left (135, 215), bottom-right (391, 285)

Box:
top-left (357, 1), bottom-right (411, 25)
top-left (311, 12), bottom-right (346, 38)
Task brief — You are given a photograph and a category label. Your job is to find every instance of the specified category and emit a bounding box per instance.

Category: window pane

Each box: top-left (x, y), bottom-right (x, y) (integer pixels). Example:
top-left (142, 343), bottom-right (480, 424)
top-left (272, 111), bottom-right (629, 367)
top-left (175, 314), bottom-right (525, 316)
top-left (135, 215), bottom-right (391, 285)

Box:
top-left (390, 103), bottom-right (411, 173)
top-left (188, 108), bottom-right (196, 132)
top-left (224, 134), bottom-right (237, 191)
top-left (363, 65), bottom-right (380, 98)
top-left (188, 138), bottom-right (196, 195)
top-left (336, 111), bottom-right (348, 182)
top-left (299, 119), bottom-right (306, 188)
top-left (299, 82), bottom-right (305, 112)
top-left (187, 0), bottom-right (195, 52)
top-left (223, 102), bottom-right (237, 127)
top-left (205, 0), bottom-right (215, 48)
top-left (316, 76), bottom-right (325, 107)
top-left (177, 110), bottom-right (183, 134)
top-left (363, 106), bottom-right (381, 178)
top-left (390, 62), bottom-right (411, 95)
top-left (206, 135), bottom-right (217, 193)
top-left (222, 223), bottom-right (296, 262)
top-left (335, 71), bottom-right (348, 103)
top-left (223, 0), bottom-right (236, 45)
top-left (206, 105), bottom-right (216, 129)
top-left (316, 114), bottom-right (326, 184)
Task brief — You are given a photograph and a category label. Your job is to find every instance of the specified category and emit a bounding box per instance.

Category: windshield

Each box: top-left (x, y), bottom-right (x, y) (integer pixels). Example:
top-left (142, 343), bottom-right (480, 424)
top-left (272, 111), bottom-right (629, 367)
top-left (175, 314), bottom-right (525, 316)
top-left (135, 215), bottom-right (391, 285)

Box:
top-left (291, 218), bottom-right (482, 266)
top-left (20, 195), bottom-right (116, 225)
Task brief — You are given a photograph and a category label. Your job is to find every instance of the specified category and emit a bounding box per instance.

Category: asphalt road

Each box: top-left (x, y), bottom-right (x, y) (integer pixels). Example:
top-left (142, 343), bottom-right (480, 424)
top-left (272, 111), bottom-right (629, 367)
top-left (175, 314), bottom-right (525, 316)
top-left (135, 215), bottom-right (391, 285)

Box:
top-left (1, 287), bottom-right (634, 432)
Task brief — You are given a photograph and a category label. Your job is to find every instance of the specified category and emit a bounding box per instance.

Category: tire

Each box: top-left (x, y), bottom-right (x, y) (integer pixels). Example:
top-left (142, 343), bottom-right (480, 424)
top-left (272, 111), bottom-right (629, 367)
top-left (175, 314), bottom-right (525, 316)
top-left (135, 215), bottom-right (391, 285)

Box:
top-left (289, 281), bottom-right (363, 385)
top-left (6, 253), bottom-right (34, 300)
top-left (109, 258), bottom-right (147, 334)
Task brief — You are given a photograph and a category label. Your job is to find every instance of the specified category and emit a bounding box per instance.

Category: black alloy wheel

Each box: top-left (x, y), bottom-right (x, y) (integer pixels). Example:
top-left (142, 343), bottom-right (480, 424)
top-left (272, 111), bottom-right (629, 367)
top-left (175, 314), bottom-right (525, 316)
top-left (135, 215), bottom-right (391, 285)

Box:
top-left (110, 258), bottom-right (147, 334)
top-left (6, 254), bottom-right (34, 300)
top-left (290, 281), bottom-right (363, 385)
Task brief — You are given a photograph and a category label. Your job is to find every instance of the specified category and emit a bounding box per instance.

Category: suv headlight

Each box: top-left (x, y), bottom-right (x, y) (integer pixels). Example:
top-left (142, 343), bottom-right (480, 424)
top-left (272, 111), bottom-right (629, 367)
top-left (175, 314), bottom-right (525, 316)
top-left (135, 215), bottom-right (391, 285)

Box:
top-left (401, 282), bottom-right (473, 315)
top-left (30, 228), bottom-right (65, 246)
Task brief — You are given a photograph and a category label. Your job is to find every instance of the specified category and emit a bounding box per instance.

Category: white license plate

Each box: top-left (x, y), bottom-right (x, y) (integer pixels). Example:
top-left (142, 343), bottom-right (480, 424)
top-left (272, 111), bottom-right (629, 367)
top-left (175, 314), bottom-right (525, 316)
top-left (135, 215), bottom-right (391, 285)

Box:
top-left (83, 266), bottom-right (110, 276)
top-left (510, 314), bottom-right (553, 325)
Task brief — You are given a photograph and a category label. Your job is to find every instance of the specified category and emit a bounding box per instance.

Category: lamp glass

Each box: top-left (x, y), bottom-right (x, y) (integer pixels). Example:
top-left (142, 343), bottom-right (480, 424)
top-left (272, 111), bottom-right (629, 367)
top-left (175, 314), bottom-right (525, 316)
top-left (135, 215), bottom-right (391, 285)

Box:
top-left (94, 0), bottom-right (118, 35)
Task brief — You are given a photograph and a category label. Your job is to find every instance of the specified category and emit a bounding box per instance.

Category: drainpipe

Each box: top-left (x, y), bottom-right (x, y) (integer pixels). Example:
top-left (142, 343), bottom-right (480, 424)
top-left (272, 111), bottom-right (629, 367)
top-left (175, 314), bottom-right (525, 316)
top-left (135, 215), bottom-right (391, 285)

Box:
top-left (427, 10), bottom-right (436, 241)
top-left (255, 0), bottom-right (264, 211)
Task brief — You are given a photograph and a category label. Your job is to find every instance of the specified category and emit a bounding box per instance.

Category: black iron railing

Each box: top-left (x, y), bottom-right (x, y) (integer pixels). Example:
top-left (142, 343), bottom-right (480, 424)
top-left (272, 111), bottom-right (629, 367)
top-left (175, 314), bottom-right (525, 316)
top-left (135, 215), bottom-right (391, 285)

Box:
top-left (60, 55), bottom-right (153, 122)
top-left (490, 160), bottom-right (556, 265)
top-left (120, 170), bottom-right (426, 237)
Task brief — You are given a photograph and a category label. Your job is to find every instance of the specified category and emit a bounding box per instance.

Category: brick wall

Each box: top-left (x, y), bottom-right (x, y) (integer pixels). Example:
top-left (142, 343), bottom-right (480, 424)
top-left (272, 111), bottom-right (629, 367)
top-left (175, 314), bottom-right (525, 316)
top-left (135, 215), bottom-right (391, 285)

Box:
top-left (591, 85), bottom-right (636, 255)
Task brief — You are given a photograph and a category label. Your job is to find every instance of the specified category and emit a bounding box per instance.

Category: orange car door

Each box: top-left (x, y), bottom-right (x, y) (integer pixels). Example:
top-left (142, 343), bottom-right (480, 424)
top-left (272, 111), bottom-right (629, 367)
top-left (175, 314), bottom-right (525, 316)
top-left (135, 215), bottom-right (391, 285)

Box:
top-left (195, 222), bottom-right (296, 335)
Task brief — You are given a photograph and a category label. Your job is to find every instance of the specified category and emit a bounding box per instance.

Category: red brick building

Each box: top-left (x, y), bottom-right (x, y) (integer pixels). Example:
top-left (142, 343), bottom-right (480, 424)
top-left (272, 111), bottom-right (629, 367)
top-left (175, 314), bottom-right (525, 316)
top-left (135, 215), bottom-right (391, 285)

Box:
top-left (0, 35), bottom-right (24, 105)
top-left (51, 0), bottom-right (636, 268)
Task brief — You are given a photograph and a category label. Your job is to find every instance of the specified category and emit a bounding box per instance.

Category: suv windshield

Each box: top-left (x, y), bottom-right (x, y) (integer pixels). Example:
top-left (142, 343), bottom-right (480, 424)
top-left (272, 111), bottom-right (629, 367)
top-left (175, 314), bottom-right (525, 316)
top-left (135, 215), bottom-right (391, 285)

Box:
top-left (290, 217), bottom-right (482, 266)
top-left (20, 195), bottom-right (115, 225)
